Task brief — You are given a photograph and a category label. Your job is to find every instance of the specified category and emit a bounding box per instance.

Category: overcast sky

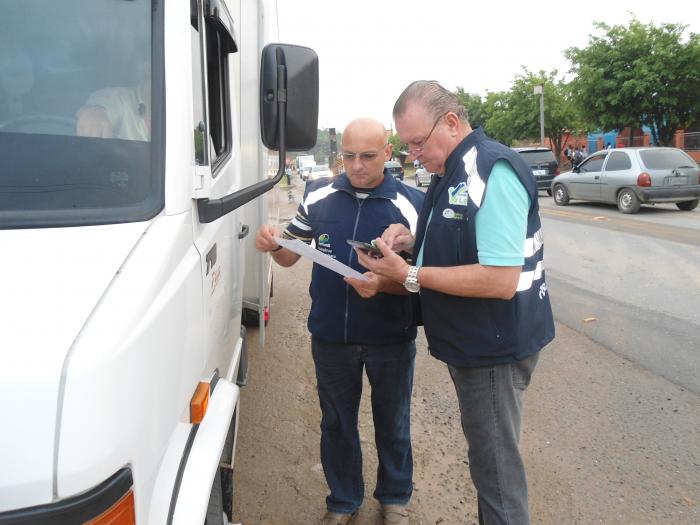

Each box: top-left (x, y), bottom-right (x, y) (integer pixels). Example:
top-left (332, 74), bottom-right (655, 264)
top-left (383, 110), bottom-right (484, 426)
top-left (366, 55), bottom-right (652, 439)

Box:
top-left (275, 0), bottom-right (697, 133)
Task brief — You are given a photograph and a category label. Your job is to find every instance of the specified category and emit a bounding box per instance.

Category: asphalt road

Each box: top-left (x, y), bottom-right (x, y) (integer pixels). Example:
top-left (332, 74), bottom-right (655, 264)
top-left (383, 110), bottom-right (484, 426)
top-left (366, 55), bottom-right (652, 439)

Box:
top-left (537, 197), bottom-right (700, 395)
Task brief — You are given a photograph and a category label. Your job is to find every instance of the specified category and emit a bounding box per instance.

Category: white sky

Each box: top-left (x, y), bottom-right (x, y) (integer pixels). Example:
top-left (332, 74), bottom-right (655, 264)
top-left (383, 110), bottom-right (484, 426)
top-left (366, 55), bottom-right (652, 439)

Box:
top-left (275, 0), bottom-right (697, 133)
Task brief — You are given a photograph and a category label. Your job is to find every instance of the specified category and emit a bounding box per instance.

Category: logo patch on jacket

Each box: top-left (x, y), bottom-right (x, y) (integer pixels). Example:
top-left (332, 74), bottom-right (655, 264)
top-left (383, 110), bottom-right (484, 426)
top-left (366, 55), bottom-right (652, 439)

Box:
top-left (442, 208), bottom-right (464, 220)
top-left (448, 181), bottom-right (469, 206)
top-left (318, 233), bottom-right (330, 247)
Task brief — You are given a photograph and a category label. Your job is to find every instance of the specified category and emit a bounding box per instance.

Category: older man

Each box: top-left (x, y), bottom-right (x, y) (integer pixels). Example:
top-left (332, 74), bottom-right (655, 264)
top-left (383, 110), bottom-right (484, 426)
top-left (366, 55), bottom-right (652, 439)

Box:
top-left (256, 118), bottom-right (424, 525)
top-left (357, 82), bottom-right (555, 525)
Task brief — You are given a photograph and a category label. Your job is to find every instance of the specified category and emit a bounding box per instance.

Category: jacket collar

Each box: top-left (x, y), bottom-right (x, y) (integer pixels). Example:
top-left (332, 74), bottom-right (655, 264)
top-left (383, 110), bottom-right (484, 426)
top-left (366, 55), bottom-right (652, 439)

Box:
top-left (333, 171), bottom-right (399, 199)
top-left (442, 127), bottom-right (486, 177)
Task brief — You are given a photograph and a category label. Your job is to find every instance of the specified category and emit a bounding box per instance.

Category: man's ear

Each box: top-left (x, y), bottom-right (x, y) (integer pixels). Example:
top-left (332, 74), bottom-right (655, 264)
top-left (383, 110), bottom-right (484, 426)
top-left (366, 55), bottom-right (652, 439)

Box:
top-left (444, 112), bottom-right (460, 131)
top-left (385, 142), bottom-right (393, 159)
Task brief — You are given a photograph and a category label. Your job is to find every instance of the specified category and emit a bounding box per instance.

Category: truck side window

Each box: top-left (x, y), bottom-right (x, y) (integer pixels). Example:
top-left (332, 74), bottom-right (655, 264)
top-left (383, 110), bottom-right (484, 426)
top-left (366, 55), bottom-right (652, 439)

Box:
top-left (204, 21), bottom-right (231, 169)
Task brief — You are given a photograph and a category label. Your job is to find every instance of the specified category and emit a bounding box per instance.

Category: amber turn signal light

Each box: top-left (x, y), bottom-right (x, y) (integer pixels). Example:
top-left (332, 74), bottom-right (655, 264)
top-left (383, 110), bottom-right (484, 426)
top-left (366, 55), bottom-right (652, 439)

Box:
top-left (85, 490), bottom-right (135, 525)
top-left (190, 381), bottom-right (210, 424)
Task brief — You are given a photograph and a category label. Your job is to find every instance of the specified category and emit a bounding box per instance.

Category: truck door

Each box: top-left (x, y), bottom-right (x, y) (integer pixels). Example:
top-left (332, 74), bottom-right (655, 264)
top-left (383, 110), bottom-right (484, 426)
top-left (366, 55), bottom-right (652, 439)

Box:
top-left (190, 1), bottom-right (245, 375)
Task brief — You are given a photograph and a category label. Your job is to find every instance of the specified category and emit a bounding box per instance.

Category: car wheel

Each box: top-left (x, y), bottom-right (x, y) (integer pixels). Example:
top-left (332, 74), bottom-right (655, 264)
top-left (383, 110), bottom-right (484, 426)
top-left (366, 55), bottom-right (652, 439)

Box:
top-left (553, 184), bottom-right (569, 206)
top-left (676, 199), bottom-right (699, 211)
top-left (617, 188), bottom-right (641, 214)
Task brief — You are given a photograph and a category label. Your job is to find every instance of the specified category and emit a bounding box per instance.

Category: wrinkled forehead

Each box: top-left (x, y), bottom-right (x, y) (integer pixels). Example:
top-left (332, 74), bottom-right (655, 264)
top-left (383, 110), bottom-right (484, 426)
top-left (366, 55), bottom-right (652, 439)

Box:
top-left (395, 103), bottom-right (433, 141)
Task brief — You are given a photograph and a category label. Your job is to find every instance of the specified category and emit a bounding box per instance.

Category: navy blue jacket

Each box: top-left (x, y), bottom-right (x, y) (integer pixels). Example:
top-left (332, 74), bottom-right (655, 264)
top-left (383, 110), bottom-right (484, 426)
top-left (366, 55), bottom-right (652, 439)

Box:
top-left (287, 173), bottom-right (424, 345)
top-left (414, 128), bottom-right (555, 366)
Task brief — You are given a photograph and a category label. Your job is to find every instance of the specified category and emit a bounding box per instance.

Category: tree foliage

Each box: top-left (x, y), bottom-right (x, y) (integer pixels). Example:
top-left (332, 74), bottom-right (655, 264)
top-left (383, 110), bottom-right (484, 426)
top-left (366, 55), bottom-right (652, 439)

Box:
top-left (482, 91), bottom-right (516, 146)
top-left (466, 69), bottom-right (581, 157)
top-left (455, 88), bottom-right (486, 129)
top-left (387, 133), bottom-right (407, 162)
top-left (301, 128), bottom-right (342, 163)
top-left (506, 69), bottom-right (583, 158)
top-left (566, 19), bottom-right (700, 146)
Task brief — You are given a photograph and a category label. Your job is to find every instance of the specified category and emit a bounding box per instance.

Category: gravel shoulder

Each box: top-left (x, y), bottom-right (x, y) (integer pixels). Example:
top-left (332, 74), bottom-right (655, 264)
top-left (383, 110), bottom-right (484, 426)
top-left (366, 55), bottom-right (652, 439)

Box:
top-left (232, 185), bottom-right (700, 525)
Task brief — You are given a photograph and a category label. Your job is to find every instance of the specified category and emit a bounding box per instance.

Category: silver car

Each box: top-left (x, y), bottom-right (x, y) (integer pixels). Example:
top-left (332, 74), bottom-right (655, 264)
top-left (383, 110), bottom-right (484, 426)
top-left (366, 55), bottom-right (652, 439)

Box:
top-left (551, 147), bottom-right (700, 213)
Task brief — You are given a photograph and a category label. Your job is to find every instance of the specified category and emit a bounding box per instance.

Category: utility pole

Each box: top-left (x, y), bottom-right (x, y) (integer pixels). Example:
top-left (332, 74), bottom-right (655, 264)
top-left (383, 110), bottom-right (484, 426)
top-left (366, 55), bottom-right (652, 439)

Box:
top-left (328, 127), bottom-right (337, 173)
top-left (534, 84), bottom-right (544, 146)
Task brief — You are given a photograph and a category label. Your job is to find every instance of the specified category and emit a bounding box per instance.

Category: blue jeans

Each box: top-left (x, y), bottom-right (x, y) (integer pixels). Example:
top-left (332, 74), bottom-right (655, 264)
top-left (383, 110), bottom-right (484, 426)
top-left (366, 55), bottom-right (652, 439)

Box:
top-left (448, 352), bottom-right (539, 525)
top-left (311, 338), bottom-right (416, 514)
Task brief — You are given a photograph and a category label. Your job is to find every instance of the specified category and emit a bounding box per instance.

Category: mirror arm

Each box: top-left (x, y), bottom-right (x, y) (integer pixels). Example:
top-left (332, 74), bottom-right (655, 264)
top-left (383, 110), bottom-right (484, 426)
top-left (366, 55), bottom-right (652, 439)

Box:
top-left (197, 61), bottom-right (287, 223)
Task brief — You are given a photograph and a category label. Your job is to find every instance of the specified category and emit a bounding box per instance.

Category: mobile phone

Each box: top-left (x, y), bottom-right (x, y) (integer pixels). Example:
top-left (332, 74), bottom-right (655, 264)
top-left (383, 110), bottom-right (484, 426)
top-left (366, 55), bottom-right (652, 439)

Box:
top-left (346, 239), bottom-right (383, 257)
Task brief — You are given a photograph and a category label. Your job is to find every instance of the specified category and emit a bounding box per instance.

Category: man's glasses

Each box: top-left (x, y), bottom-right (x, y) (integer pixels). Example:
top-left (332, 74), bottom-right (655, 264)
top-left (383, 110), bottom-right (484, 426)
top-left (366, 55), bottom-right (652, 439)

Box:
top-left (342, 145), bottom-right (388, 163)
top-left (407, 113), bottom-right (447, 154)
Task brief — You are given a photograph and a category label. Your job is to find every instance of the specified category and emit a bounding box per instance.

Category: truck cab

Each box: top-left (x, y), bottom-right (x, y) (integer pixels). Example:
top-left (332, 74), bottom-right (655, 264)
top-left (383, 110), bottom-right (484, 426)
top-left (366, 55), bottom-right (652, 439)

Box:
top-left (0, 1), bottom-right (318, 523)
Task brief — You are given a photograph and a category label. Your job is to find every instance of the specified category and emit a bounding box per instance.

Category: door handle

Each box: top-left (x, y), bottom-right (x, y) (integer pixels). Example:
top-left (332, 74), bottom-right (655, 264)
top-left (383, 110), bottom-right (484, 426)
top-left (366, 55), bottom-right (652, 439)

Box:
top-left (594, 176), bottom-right (600, 180)
top-left (238, 223), bottom-right (250, 239)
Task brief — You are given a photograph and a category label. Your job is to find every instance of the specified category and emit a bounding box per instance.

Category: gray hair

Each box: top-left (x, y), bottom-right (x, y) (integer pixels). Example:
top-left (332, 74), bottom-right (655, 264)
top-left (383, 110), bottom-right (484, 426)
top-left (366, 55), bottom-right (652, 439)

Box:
top-left (393, 80), bottom-right (469, 124)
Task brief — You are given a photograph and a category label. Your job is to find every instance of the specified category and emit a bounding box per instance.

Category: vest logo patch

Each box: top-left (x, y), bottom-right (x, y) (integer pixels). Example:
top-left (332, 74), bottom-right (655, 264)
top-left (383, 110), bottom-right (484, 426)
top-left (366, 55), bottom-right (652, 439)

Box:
top-left (448, 181), bottom-right (469, 206)
top-left (318, 233), bottom-right (331, 247)
top-left (442, 208), bottom-right (464, 220)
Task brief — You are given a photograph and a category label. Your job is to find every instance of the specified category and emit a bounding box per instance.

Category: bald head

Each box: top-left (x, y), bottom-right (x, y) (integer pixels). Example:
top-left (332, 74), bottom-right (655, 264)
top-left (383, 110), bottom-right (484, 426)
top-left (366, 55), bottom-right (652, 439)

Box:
top-left (341, 117), bottom-right (392, 189)
top-left (343, 118), bottom-right (387, 148)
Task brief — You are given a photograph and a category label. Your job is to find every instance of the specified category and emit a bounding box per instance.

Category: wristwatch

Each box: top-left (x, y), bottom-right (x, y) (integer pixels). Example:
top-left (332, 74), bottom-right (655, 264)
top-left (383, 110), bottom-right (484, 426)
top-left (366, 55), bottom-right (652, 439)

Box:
top-left (403, 266), bottom-right (420, 293)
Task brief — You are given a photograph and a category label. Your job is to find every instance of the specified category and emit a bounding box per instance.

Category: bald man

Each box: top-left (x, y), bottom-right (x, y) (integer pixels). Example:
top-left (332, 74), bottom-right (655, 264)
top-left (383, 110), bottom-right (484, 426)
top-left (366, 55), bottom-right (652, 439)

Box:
top-left (256, 118), bottom-right (424, 525)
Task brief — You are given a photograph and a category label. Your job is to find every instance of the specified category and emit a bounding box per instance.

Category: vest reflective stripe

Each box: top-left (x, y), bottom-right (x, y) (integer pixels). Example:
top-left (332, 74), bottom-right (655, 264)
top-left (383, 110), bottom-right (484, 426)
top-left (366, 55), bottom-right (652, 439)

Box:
top-left (523, 229), bottom-right (544, 258)
top-left (516, 260), bottom-right (544, 292)
top-left (390, 192), bottom-right (419, 234)
top-left (462, 147), bottom-right (486, 208)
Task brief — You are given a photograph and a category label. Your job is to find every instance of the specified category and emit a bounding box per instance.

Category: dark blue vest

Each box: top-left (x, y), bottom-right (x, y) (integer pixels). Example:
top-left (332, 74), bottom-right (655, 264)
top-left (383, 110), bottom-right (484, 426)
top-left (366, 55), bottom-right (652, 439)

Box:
top-left (415, 128), bottom-right (555, 367)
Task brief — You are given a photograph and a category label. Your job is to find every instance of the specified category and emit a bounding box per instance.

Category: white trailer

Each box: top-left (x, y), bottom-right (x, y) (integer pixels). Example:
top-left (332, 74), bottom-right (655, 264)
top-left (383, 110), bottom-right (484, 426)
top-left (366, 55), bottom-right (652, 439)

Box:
top-left (0, 0), bottom-right (318, 523)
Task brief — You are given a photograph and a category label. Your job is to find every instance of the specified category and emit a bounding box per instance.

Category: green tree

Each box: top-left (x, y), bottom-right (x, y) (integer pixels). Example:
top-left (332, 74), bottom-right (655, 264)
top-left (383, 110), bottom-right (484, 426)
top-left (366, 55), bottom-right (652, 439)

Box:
top-left (507, 69), bottom-right (583, 158)
top-left (482, 91), bottom-right (518, 146)
top-left (566, 18), bottom-right (700, 146)
top-left (455, 88), bottom-right (486, 129)
top-left (387, 133), bottom-right (407, 162)
top-left (303, 128), bottom-right (342, 164)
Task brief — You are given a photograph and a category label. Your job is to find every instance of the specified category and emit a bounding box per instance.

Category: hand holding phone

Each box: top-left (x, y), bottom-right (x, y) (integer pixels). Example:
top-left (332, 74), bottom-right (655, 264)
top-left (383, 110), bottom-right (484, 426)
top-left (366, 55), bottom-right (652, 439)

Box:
top-left (346, 239), bottom-right (383, 258)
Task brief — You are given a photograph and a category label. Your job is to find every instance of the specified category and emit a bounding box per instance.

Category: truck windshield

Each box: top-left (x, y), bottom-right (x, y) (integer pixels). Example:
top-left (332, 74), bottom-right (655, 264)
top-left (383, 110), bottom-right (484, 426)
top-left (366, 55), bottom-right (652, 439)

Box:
top-left (0, 0), bottom-right (163, 229)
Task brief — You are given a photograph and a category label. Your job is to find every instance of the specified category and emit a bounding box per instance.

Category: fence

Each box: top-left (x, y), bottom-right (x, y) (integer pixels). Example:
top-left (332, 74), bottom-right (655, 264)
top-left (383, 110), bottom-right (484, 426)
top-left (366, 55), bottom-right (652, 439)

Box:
top-left (683, 132), bottom-right (700, 151)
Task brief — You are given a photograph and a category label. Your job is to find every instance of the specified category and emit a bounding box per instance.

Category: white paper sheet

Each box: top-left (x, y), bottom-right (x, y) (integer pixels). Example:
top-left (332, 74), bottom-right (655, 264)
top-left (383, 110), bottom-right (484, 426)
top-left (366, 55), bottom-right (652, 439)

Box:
top-left (275, 237), bottom-right (368, 280)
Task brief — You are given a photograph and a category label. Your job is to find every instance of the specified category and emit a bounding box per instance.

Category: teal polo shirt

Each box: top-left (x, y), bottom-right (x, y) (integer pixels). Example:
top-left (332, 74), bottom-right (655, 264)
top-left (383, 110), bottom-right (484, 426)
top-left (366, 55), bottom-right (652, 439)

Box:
top-left (417, 160), bottom-right (530, 267)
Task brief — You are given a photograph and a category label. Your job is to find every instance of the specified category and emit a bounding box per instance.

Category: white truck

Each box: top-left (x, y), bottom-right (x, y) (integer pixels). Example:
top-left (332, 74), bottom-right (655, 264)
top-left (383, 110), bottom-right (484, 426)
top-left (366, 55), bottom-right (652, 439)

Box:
top-left (0, 0), bottom-right (318, 523)
top-left (295, 154), bottom-right (317, 180)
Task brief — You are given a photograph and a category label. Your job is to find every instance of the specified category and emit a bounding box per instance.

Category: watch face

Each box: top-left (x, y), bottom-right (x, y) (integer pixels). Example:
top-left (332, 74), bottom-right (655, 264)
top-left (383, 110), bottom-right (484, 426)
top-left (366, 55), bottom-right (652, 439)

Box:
top-left (404, 280), bottom-right (420, 293)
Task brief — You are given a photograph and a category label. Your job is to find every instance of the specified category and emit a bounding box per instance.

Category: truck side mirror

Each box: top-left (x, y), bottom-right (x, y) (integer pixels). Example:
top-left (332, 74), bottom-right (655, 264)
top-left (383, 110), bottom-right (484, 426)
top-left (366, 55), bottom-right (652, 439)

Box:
top-left (197, 43), bottom-right (319, 223)
top-left (260, 43), bottom-right (318, 151)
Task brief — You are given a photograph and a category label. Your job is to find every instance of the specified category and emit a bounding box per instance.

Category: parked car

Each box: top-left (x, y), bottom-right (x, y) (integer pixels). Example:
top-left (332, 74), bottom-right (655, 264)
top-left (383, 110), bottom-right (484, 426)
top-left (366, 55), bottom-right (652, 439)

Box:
top-left (513, 146), bottom-right (559, 195)
top-left (415, 166), bottom-right (432, 187)
top-left (384, 160), bottom-right (404, 181)
top-left (308, 164), bottom-right (334, 180)
top-left (551, 147), bottom-right (700, 214)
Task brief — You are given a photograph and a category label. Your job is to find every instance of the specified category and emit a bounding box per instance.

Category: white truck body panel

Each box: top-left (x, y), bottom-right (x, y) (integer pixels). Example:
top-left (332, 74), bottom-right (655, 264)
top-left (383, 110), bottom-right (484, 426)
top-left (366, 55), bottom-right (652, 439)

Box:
top-left (0, 0), bottom-right (313, 522)
top-left (0, 223), bottom-right (147, 511)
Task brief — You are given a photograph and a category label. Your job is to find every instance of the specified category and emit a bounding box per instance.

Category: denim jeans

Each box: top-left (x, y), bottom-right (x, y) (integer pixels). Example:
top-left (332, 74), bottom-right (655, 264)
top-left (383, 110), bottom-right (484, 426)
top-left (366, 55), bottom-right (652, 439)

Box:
top-left (311, 338), bottom-right (416, 514)
top-left (448, 352), bottom-right (539, 525)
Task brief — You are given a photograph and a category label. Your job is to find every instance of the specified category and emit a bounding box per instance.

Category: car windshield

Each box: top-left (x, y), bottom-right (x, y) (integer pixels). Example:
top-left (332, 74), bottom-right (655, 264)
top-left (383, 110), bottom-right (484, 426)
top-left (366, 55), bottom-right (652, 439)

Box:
top-left (518, 150), bottom-right (556, 164)
top-left (0, 0), bottom-right (162, 229)
top-left (639, 149), bottom-right (696, 170)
